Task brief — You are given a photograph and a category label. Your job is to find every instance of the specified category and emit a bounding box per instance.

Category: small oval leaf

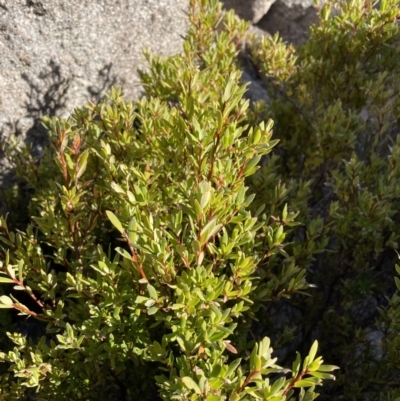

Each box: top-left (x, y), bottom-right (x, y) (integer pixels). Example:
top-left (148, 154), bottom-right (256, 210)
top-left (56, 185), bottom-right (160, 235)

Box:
top-left (0, 295), bottom-right (14, 306)
top-left (182, 376), bottom-right (201, 394)
top-left (106, 211), bottom-right (124, 234)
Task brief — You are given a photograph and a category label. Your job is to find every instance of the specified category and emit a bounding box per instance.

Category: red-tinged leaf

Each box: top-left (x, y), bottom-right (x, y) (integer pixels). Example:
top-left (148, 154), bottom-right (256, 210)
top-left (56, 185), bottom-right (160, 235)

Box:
top-left (224, 341), bottom-right (238, 354)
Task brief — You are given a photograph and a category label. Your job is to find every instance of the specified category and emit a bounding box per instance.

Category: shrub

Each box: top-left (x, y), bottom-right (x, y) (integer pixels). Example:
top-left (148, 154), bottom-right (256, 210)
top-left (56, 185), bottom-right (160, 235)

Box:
top-left (0, 0), bottom-right (399, 400)
top-left (0, 1), bottom-right (337, 400)
top-left (248, 0), bottom-right (400, 399)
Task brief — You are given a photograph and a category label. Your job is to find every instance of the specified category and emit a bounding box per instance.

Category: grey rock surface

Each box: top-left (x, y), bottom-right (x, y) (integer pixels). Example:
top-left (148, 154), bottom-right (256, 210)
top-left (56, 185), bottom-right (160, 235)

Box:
top-left (240, 26), bottom-right (271, 105)
top-left (0, 0), bottom-right (188, 143)
top-left (220, 0), bottom-right (320, 46)
top-left (0, 0), bottom-right (321, 177)
top-left (220, 0), bottom-right (276, 24)
top-left (242, 70), bottom-right (270, 104)
top-left (256, 0), bottom-right (319, 45)
top-left (0, 0), bottom-right (321, 147)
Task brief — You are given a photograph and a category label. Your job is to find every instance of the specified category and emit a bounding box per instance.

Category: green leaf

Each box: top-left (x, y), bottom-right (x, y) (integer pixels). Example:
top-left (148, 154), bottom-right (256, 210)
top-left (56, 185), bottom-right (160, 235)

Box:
top-left (250, 344), bottom-right (259, 372)
top-left (292, 351), bottom-right (301, 377)
top-left (135, 296), bottom-right (150, 304)
top-left (309, 371), bottom-right (336, 380)
top-left (200, 191), bottom-right (211, 210)
top-left (236, 187), bottom-right (246, 206)
top-left (176, 244), bottom-right (188, 258)
top-left (294, 379), bottom-right (321, 388)
top-left (182, 376), bottom-right (201, 394)
top-left (76, 149), bottom-right (89, 179)
top-left (111, 182), bottom-right (125, 194)
top-left (147, 306), bottom-right (158, 315)
top-left (0, 237), bottom-right (13, 248)
top-left (18, 259), bottom-right (23, 282)
top-left (216, 110), bottom-right (223, 131)
top-left (0, 295), bottom-right (14, 306)
top-left (144, 299), bottom-right (156, 307)
top-left (270, 377), bottom-right (285, 394)
top-left (106, 211), bottom-right (124, 234)
top-left (308, 357), bottom-right (323, 372)
top-left (177, 336), bottom-right (186, 351)
top-left (226, 358), bottom-right (241, 377)
top-left (112, 306), bottom-right (121, 320)
top-left (115, 247), bottom-right (132, 260)
top-left (170, 303), bottom-right (185, 310)
top-left (6, 264), bottom-right (15, 279)
top-left (0, 277), bottom-right (14, 284)
top-left (243, 155), bottom-right (261, 176)
top-left (206, 395), bottom-right (222, 401)
top-left (66, 323), bottom-right (74, 339)
top-left (147, 284), bottom-right (158, 299)
top-left (192, 240), bottom-right (201, 252)
top-left (317, 364), bottom-right (339, 372)
top-left (308, 340), bottom-right (318, 364)
top-left (222, 80), bottom-right (234, 103)
top-left (199, 219), bottom-right (222, 245)
top-left (395, 276), bottom-right (400, 291)
top-left (282, 203), bottom-right (288, 220)
top-left (193, 200), bottom-right (202, 220)
top-left (395, 263), bottom-right (400, 276)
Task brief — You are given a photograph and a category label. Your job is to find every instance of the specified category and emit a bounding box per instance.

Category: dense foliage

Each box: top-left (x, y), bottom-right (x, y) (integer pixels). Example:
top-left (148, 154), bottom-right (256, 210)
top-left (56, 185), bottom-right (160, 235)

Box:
top-left (0, 0), bottom-right (399, 400)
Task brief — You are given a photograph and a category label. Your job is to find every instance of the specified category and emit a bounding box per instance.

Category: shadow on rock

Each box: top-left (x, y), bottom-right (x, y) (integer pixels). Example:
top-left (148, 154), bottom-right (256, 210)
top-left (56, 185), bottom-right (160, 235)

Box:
top-left (0, 59), bottom-right (73, 228)
top-left (0, 59), bottom-right (119, 227)
top-left (88, 62), bottom-right (117, 100)
top-left (21, 58), bottom-right (71, 157)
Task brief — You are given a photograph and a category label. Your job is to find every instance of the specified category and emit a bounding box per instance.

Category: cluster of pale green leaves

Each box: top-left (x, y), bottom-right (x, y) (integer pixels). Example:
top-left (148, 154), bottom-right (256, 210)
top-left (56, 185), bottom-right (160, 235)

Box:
top-left (0, 1), bottom-right (338, 400)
